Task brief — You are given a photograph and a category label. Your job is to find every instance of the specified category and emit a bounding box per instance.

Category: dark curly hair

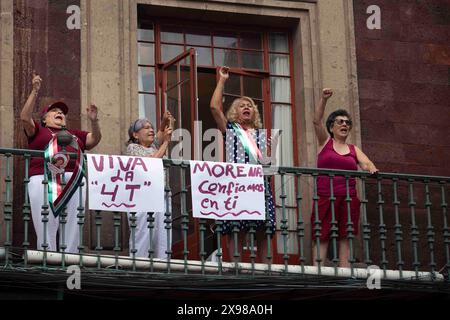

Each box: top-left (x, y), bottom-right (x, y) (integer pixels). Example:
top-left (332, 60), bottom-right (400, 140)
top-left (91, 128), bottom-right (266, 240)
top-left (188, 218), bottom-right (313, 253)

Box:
top-left (325, 109), bottom-right (352, 138)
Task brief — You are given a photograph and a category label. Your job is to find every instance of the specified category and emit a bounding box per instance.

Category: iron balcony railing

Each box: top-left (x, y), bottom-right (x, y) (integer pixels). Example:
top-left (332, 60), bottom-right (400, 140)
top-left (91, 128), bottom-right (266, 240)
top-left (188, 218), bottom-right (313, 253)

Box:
top-left (0, 147), bottom-right (449, 285)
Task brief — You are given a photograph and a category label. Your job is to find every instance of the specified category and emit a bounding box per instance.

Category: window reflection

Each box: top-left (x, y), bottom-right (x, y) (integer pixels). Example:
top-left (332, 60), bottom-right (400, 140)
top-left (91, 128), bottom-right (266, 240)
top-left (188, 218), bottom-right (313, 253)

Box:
top-left (138, 93), bottom-right (157, 127)
top-left (161, 30), bottom-right (183, 43)
top-left (243, 76), bottom-right (262, 99)
top-left (138, 28), bottom-right (154, 42)
top-left (138, 66), bottom-right (155, 93)
top-left (270, 54), bottom-right (290, 76)
top-left (269, 33), bottom-right (288, 53)
top-left (270, 77), bottom-right (291, 103)
top-left (214, 35), bottom-right (238, 48)
top-left (186, 33), bottom-right (211, 46)
top-left (223, 74), bottom-right (240, 96)
top-left (240, 33), bottom-right (262, 50)
top-left (214, 49), bottom-right (238, 68)
top-left (162, 44), bottom-right (184, 62)
top-left (191, 46), bottom-right (212, 66)
top-left (138, 43), bottom-right (154, 65)
top-left (241, 51), bottom-right (263, 70)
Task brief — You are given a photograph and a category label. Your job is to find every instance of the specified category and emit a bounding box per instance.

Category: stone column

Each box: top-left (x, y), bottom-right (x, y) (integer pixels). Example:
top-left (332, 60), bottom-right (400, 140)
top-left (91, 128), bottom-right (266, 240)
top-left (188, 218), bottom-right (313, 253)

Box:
top-left (0, 0), bottom-right (14, 245)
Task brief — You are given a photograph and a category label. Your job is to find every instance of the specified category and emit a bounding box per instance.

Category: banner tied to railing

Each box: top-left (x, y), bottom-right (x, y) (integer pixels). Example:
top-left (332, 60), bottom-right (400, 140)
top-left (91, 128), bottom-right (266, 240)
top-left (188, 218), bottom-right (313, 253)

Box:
top-left (86, 154), bottom-right (164, 212)
top-left (190, 160), bottom-right (266, 220)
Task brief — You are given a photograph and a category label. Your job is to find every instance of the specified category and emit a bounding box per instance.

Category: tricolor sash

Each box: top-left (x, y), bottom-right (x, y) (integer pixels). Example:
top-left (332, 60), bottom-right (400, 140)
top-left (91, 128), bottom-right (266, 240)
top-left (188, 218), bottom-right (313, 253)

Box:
top-left (231, 122), bottom-right (262, 164)
top-left (44, 134), bottom-right (85, 217)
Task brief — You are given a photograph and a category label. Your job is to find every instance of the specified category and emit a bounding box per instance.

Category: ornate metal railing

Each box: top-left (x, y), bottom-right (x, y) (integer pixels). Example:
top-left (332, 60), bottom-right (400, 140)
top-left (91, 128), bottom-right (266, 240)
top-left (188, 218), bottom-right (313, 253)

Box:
top-left (0, 147), bottom-right (449, 285)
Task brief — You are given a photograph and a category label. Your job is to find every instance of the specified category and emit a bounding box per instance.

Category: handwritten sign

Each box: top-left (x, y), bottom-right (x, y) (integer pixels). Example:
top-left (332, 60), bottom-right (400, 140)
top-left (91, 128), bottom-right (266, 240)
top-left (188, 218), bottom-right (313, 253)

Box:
top-left (190, 160), bottom-right (266, 220)
top-left (87, 154), bottom-right (164, 212)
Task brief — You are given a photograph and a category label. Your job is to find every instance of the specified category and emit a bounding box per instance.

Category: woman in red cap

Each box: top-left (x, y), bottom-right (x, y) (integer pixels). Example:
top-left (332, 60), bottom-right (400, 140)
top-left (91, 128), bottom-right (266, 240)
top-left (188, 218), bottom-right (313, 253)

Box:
top-left (20, 71), bottom-right (102, 253)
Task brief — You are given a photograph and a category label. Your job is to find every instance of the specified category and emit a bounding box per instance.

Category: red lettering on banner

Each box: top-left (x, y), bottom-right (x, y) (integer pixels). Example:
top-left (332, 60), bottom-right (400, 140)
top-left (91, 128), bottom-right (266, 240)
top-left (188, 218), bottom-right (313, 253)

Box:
top-left (111, 170), bottom-right (123, 182)
top-left (236, 166), bottom-right (246, 177)
top-left (131, 157), bottom-right (148, 171)
top-left (198, 180), bottom-right (214, 195)
top-left (125, 171), bottom-right (134, 182)
top-left (92, 155), bottom-right (104, 171)
top-left (248, 167), bottom-right (262, 177)
top-left (125, 184), bottom-right (141, 201)
top-left (193, 162), bottom-right (211, 175)
top-left (101, 184), bottom-right (118, 201)
top-left (118, 157), bottom-right (133, 171)
top-left (201, 198), bottom-right (218, 210)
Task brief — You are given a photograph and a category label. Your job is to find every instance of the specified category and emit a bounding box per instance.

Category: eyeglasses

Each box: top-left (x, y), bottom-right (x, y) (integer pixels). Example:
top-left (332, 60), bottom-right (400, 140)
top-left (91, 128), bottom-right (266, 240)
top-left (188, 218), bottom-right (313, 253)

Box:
top-left (334, 118), bottom-right (352, 126)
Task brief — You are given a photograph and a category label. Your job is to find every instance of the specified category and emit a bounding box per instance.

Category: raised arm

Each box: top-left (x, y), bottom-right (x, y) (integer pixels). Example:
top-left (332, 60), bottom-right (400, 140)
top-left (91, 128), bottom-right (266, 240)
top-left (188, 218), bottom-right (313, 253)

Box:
top-left (156, 111), bottom-right (174, 146)
top-left (85, 104), bottom-right (102, 150)
top-left (355, 146), bottom-right (378, 174)
top-left (210, 66), bottom-right (229, 133)
top-left (152, 125), bottom-right (172, 158)
top-left (20, 71), bottom-right (42, 137)
top-left (313, 88), bottom-right (333, 147)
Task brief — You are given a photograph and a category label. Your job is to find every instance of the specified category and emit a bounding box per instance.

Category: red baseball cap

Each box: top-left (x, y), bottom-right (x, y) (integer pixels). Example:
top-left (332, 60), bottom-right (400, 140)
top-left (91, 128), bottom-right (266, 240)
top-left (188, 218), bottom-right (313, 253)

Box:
top-left (41, 101), bottom-right (69, 117)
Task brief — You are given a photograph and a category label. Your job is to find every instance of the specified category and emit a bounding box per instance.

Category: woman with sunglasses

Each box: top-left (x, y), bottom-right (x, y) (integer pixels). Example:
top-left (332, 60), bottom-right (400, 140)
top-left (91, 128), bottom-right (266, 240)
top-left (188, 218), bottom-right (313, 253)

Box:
top-left (126, 113), bottom-right (174, 258)
top-left (312, 88), bottom-right (378, 268)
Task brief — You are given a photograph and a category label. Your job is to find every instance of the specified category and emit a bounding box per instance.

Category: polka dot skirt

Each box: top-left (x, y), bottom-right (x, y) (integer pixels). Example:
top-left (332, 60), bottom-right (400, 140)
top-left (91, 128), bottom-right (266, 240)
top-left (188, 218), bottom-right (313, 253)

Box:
top-left (218, 122), bottom-right (276, 235)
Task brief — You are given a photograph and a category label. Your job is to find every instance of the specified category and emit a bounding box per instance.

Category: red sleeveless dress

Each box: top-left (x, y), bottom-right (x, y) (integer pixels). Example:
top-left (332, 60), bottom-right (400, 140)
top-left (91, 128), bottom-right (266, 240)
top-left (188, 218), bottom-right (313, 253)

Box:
top-left (312, 139), bottom-right (361, 241)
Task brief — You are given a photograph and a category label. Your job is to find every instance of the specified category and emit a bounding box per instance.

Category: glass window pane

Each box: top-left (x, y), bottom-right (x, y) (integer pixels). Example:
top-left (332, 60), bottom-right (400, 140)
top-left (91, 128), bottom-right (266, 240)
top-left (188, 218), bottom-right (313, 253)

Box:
top-left (272, 104), bottom-right (294, 168)
top-left (186, 33), bottom-right (211, 46)
top-left (270, 77), bottom-right (291, 103)
top-left (192, 46), bottom-right (212, 66)
top-left (214, 49), bottom-right (238, 68)
top-left (243, 76), bottom-right (262, 99)
top-left (224, 74), bottom-right (240, 96)
top-left (269, 33), bottom-right (288, 53)
top-left (240, 33), bottom-right (262, 50)
top-left (138, 66), bottom-right (155, 93)
top-left (180, 81), bottom-right (192, 132)
top-left (138, 28), bottom-right (154, 42)
top-left (160, 28), bottom-right (183, 43)
top-left (222, 95), bottom-right (236, 116)
top-left (138, 93), bottom-right (157, 127)
top-left (241, 51), bottom-right (263, 70)
top-left (166, 64), bottom-right (178, 90)
top-left (181, 65), bottom-right (191, 83)
top-left (138, 43), bottom-right (154, 65)
top-left (166, 87), bottom-right (179, 128)
top-left (270, 54), bottom-right (290, 76)
top-left (214, 34), bottom-right (238, 48)
top-left (161, 44), bottom-right (184, 62)
top-left (254, 99), bottom-right (264, 124)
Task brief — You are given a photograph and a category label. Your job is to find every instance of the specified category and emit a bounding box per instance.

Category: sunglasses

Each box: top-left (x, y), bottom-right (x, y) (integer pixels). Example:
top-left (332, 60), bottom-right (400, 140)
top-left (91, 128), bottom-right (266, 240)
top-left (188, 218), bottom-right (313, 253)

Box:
top-left (334, 118), bottom-right (352, 126)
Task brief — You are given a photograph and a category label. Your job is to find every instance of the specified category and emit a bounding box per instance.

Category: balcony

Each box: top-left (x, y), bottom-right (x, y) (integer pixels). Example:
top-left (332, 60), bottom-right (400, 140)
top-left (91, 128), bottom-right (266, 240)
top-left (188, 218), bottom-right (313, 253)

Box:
top-left (0, 147), bottom-right (449, 299)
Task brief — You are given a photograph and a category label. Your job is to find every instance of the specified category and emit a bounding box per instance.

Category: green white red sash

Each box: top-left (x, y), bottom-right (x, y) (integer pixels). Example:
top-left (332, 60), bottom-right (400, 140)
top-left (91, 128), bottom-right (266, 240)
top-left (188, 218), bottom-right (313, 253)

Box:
top-left (231, 122), bottom-right (262, 163)
top-left (44, 133), bottom-right (84, 217)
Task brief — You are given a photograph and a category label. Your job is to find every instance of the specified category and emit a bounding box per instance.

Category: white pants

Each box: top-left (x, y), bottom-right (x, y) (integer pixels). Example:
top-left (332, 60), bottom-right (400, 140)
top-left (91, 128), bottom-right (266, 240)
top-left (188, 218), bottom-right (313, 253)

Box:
top-left (29, 174), bottom-right (86, 253)
top-left (127, 211), bottom-right (171, 258)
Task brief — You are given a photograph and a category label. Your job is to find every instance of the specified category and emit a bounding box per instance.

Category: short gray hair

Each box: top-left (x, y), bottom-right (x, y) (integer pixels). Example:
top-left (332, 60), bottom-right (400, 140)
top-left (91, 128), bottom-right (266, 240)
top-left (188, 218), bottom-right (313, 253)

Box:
top-left (127, 118), bottom-right (152, 144)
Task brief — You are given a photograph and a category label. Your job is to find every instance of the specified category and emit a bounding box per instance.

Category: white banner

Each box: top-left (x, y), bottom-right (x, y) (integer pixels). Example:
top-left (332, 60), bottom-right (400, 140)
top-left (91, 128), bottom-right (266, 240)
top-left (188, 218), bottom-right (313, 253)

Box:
top-left (190, 160), bottom-right (266, 220)
top-left (87, 154), bottom-right (164, 212)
